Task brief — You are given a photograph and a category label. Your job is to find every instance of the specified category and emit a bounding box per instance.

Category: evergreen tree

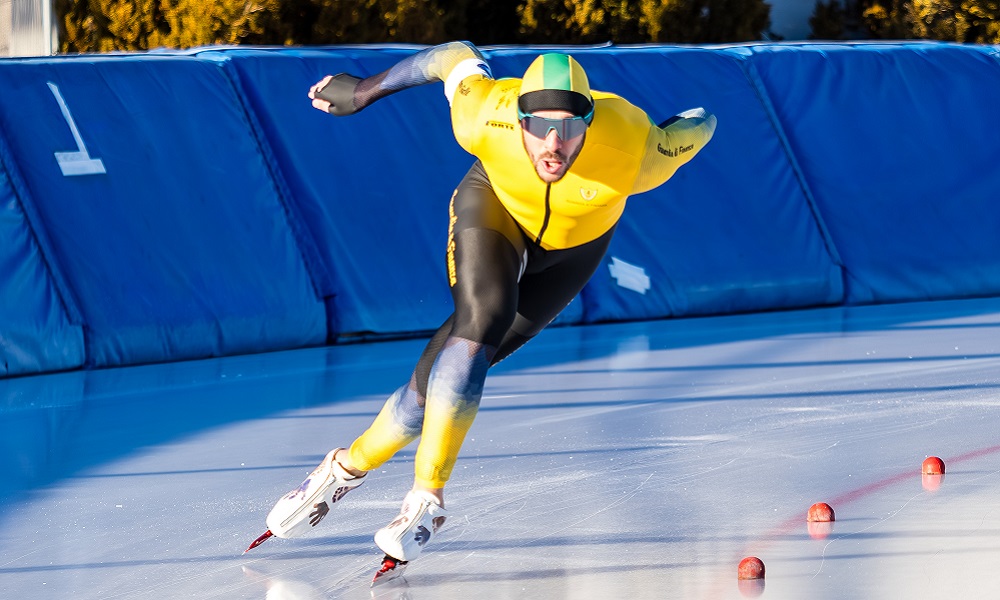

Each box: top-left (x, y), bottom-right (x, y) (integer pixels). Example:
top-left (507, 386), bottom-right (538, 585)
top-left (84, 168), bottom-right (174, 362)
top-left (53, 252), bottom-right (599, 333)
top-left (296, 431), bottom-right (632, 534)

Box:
top-left (460, 0), bottom-right (522, 44)
top-left (908, 0), bottom-right (964, 40)
top-left (809, 0), bottom-right (846, 39)
top-left (151, 0), bottom-right (285, 48)
top-left (655, 0), bottom-right (771, 43)
top-left (857, 0), bottom-right (999, 41)
top-left (860, 0), bottom-right (914, 38)
top-left (278, 0), bottom-right (446, 45)
top-left (56, 0), bottom-right (455, 51)
top-left (518, 0), bottom-right (647, 44)
top-left (58, 0), bottom-right (168, 52)
top-left (379, 0), bottom-right (449, 43)
top-left (960, 0), bottom-right (1000, 42)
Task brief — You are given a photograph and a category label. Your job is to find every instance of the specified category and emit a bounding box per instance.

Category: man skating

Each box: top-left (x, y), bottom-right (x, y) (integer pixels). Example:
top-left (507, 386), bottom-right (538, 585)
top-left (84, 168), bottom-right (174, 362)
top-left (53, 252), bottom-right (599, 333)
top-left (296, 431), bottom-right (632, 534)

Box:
top-left (249, 41), bottom-right (717, 583)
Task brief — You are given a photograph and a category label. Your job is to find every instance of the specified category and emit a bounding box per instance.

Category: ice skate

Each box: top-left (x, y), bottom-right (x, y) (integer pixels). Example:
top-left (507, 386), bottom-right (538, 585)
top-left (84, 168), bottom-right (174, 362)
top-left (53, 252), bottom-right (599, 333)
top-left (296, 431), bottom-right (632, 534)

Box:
top-left (370, 554), bottom-right (409, 587)
top-left (373, 490), bottom-right (448, 563)
top-left (245, 448), bottom-right (366, 552)
top-left (370, 489), bottom-right (447, 586)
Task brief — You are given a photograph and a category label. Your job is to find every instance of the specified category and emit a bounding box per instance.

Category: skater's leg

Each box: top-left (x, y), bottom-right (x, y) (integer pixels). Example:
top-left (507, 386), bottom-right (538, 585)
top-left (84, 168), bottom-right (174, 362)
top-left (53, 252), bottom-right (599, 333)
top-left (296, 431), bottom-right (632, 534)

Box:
top-left (372, 228), bottom-right (518, 563)
top-left (411, 165), bottom-right (525, 498)
top-left (345, 379), bottom-right (424, 472)
top-left (346, 316), bottom-right (455, 473)
top-left (413, 227), bottom-right (521, 495)
top-left (401, 221), bottom-right (615, 491)
top-left (372, 167), bottom-right (523, 563)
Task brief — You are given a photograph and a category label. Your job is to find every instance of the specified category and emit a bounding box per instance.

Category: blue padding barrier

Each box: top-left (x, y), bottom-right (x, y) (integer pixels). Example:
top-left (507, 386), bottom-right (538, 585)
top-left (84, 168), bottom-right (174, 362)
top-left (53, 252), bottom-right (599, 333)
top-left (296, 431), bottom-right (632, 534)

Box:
top-left (196, 47), bottom-right (601, 337)
top-left (0, 152), bottom-right (84, 376)
top-left (480, 47), bottom-right (843, 321)
top-left (2, 42), bottom-right (1000, 376)
top-left (194, 47), bottom-right (462, 338)
top-left (205, 45), bottom-right (843, 335)
top-left (736, 42), bottom-right (1000, 304)
top-left (0, 55), bottom-right (326, 368)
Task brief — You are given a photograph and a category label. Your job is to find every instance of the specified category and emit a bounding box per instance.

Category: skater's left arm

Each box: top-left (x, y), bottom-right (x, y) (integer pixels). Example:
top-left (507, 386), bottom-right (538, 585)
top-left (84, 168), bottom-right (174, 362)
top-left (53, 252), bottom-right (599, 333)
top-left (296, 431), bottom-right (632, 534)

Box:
top-left (309, 41), bottom-right (493, 116)
top-left (631, 107), bottom-right (718, 195)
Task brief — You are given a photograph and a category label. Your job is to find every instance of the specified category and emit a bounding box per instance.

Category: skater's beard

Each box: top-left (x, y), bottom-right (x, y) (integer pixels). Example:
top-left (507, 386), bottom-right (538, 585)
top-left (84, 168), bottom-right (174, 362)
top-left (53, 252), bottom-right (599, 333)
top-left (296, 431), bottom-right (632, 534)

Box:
top-left (528, 145), bottom-right (583, 183)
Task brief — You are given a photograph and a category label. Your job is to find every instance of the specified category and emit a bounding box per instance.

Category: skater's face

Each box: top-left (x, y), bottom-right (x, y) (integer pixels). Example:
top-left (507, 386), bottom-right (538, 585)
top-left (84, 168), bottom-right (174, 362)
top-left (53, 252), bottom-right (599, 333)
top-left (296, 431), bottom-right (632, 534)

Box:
top-left (521, 109), bottom-right (586, 183)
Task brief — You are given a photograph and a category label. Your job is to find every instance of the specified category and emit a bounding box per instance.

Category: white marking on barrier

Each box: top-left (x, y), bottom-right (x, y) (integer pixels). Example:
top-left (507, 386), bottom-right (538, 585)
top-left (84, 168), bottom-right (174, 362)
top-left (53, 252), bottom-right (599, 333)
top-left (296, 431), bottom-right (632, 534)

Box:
top-left (608, 256), bottom-right (651, 294)
top-left (47, 82), bottom-right (106, 176)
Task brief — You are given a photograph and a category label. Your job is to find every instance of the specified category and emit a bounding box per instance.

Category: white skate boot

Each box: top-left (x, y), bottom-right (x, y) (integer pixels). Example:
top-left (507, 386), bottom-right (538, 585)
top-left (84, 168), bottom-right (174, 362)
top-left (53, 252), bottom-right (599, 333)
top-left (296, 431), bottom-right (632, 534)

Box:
top-left (265, 448), bottom-right (366, 539)
top-left (373, 490), bottom-right (448, 562)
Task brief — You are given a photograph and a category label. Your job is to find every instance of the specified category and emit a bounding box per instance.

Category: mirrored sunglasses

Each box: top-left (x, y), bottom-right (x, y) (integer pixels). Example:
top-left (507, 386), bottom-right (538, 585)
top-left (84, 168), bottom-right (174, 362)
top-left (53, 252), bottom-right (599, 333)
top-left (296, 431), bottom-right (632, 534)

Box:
top-left (518, 109), bottom-right (593, 140)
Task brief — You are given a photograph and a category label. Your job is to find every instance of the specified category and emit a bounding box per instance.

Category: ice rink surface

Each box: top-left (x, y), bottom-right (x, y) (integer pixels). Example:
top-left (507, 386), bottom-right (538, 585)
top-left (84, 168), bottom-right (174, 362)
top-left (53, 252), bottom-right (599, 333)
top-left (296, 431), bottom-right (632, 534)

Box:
top-left (2, 297), bottom-right (1000, 600)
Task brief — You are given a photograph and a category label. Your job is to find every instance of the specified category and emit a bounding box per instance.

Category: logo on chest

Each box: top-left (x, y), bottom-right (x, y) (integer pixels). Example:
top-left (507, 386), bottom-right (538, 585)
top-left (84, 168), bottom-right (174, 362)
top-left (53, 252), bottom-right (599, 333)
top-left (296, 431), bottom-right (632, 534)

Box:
top-left (565, 186), bottom-right (606, 207)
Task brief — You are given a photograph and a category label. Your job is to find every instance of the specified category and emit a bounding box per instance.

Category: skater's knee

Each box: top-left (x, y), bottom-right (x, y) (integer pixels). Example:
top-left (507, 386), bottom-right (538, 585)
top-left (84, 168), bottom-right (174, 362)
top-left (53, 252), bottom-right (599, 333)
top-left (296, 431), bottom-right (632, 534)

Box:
top-left (452, 300), bottom-right (517, 345)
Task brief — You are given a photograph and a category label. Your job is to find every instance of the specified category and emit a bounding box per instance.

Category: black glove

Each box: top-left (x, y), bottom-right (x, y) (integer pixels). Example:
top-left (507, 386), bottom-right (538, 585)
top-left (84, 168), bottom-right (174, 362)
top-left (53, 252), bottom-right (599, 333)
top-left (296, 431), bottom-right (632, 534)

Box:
top-left (315, 73), bottom-right (363, 116)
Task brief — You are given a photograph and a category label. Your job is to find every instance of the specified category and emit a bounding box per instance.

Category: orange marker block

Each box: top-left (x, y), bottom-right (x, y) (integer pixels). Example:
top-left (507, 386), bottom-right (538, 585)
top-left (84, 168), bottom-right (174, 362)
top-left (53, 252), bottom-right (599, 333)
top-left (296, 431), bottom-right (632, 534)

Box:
top-left (738, 556), bottom-right (765, 580)
top-left (922, 456), bottom-right (945, 475)
top-left (807, 502), bottom-right (835, 522)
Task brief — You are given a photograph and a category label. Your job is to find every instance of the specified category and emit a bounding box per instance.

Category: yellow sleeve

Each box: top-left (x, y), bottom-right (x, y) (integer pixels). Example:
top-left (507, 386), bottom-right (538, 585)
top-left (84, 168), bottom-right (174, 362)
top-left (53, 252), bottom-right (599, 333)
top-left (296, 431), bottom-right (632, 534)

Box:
top-left (632, 108), bottom-right (718, 195)
top-left (450, 77), bottom-right (508, 156)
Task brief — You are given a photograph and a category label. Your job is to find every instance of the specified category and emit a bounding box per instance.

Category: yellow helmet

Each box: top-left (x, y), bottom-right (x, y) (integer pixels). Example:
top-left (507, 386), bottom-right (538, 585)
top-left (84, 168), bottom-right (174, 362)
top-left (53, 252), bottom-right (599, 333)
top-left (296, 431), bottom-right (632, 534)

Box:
top-left (517, 53), bottom-right (594, 121)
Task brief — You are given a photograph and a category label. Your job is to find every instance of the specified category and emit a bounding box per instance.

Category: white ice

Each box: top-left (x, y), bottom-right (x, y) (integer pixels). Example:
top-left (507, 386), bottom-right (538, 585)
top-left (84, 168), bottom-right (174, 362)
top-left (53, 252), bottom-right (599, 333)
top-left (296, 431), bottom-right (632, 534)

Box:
top-left (2, 297), bottom-right (999, 599)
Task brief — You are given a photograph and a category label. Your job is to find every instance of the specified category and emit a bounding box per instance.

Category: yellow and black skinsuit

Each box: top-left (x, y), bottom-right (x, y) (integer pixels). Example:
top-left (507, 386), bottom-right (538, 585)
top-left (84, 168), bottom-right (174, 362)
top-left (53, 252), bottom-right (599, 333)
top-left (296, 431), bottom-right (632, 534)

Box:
top-left (317, 42), bottom-right (717, 489)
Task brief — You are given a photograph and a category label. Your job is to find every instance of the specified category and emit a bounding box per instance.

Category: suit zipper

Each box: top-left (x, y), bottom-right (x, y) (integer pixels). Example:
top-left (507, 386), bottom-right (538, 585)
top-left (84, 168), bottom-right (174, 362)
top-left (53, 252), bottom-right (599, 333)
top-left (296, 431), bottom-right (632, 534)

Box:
top-left (534, 183), bottom-right (552, 246)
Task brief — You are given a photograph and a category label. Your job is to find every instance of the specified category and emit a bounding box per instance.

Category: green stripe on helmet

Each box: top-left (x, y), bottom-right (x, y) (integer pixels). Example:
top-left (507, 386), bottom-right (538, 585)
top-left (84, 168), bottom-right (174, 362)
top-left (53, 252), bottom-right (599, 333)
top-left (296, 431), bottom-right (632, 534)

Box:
top-left (520, 53), bottom-right (591, 98)
top-left (541, 54), bottom-right (573, 91)
top-left (518, 53), bottom-right (594, 118)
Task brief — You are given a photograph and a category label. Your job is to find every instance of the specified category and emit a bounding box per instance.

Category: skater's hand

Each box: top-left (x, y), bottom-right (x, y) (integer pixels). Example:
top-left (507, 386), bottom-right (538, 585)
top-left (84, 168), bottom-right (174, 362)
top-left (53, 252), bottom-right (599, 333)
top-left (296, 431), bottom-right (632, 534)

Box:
top-left (309, 501), bottom-right (329, 526)
top-left (309, 74), bottom-right (363, 116)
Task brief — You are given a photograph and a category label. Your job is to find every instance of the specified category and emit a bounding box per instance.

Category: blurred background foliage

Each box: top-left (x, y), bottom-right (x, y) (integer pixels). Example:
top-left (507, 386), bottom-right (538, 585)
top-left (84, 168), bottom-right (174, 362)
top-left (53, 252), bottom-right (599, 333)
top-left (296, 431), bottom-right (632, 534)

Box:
top-left (56, 0), bottom-right (1000, 53)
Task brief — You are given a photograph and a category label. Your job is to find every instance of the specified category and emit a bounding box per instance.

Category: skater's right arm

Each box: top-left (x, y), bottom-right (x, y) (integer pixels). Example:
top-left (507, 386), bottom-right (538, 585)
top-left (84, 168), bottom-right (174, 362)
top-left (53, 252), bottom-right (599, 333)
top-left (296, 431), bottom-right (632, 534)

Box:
top-left (631, 107), bottom-right (718, 195)
top-left (309, 41), bottom-right (493, 116)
